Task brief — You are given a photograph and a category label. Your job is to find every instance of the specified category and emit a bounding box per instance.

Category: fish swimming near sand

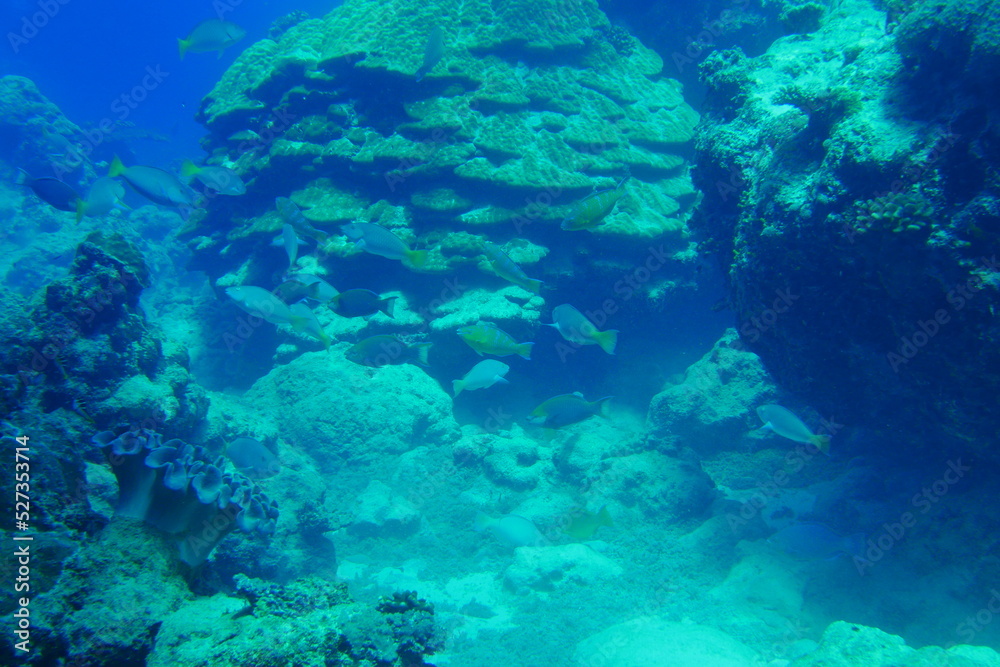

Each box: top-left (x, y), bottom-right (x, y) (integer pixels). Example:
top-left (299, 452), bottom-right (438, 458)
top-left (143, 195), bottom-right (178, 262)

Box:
top-left (453, 359), bottom-right (510, 397)
top-left (527, 392), bottom-right (612, 429)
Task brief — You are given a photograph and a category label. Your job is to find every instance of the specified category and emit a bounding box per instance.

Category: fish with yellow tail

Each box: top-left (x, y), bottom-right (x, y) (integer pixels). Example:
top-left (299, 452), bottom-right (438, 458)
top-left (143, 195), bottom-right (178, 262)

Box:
top-left (527, 392), bottom-right (612, 429)
top-left (457, 322), bottom-right (533, 359)
top-left (178, 19), bottom-right (245, 60)
top-left (545, 304), bottom-right (618, 355)
top-left (564, 506), bottom-right (613, 540)
top-left (755, 404), bottom-right (831, 454)
top-left (482, 241), bottom-right (543, 294)
top-left (342, 222), bottom-right (428, 269)
top-left (561, 174), bottom-right (629, 231)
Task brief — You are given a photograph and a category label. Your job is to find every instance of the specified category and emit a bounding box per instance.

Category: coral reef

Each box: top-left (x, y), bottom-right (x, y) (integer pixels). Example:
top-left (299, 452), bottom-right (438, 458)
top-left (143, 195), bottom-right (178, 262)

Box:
top-left (693, 0), bottom-right (1000, 457)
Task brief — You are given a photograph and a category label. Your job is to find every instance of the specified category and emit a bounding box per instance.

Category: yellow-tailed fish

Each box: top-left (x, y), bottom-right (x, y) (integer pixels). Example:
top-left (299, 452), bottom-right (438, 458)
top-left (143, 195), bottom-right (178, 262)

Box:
top-left (75, 176), bottom-right (126, 221)
top-left (527, 392), bottom-right (612, 429)
top-left (181, 160), bottom-right (245, 195)
top-left (546, 304), bottom-right (618, 354)
top-left (225, 286), bottom-right (295, 325)
top-left (288, 303), bottom-right (331, 349)
top-left (342, 222), bottom-right (427, 269)
top-left (473, 513), bottom-right (543, 547)
top-left (564, 506), bottom-right (613, 540)
top-left (346, 335), bottom-right (431, 368)
top-left (756, 405), bottom-right (831, 454)
top-left (482, 241), bottom-right (543, 294)
top-left (178, 19), bottom-right (246, 59)
top-left (561, 175), bottom-right (629, 231)
top-left (457, 322), bottom-right (533, 359)
top-left (276, 197), bottom-right (329, 243)
top-left (109, 156), bottom-right (195, 208)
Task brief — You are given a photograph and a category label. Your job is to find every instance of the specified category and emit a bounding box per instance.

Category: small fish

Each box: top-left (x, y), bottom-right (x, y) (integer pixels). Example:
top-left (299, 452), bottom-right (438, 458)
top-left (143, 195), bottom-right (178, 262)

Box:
top-left (564, 506), bottom-right (613, 540)
top-left (178, 19), bottom-right (246, 59)
top-left (289, 302), bottom-right (331, 349)
top-left (473, 513), bottom-right (543, 547)
top-left (457, 323), bottom-right (533, 359)
top-left (415, 26), bottom-right (445, 81)
top-left (76, 177), bottom-right (127, 221)
top-left (274, 274), bottom-right (339, 304)
top-left (527, 392), bottom-right (612, 429)
top-left (225, 437), bottom-right (280, 480)
top-left (561, 175), bottom-right (629, 231)
top-left (329, 289), bottom-right (397, 319)
top-left (342, 222), bottom-right (427, 269)
top-left (756, 405), bottom-right (831, 454)
top-left (276, 197), bottom-right (328, 243)
top-left (108, 156), bottom-right (195, 208)
top-left (346, 335), bottom-right (431, 368)
top-left (482, 242), bottom-right (543, 294)
top-left (545, 304), bottom-right (618, 355)
top-left (768, 522), bottom-right (864, 561)
top-left (16, 170), bottom-right (81, 212)
top-left (453, 359), bottom-right (510, 397)
top-left (180, 160), bottom-right (245, 195)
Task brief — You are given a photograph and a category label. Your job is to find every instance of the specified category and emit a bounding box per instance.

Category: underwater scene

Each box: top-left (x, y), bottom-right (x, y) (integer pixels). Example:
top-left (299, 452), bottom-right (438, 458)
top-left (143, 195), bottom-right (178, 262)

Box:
top-left (1, 0), bottom-right (999, 664)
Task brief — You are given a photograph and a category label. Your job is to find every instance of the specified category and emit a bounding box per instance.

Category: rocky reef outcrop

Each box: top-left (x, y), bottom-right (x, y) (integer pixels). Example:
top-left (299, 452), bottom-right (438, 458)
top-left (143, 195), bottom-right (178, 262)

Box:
top-left (693, 0), bottom-right (1000, 456)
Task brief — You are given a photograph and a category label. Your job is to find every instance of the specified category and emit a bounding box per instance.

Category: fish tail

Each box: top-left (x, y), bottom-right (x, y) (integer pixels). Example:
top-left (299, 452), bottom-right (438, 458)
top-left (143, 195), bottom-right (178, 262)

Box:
top-left (108, 155), bottom-right (126, 178)
top-left (405, 248), bottom-right (428, 269)
top-left (523, 278), bottom-right (544, 294)
top-left (594, 329), bottom-right (619, 355)
top-left (595, 396), bottom-right (614, 416)
top-left (811, 433), bottom-right (832, 455)
top-left (180, 159), bottom-right (200, 179)
top-left (75, 198), bottom-right (86, 223)
top-left (381, 296), bottom-right (397, 318)
top-left (517, 342), bottom-right (534, 360)
top-left (598, 505), bottom-right (613, 528)
top-left (412, 342), bottom-right (432, 367)
top-left (177, 37), bottom-right (190, 60)
top-left (452, 379), bottom-right (464, 398)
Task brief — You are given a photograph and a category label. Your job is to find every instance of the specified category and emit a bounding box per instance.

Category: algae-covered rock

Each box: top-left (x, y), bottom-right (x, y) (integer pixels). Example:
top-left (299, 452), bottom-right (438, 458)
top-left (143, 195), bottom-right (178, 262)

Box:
top-left (503, 543), bottom-right (622, 594)
top-left (645, 329), bottom-right (779, 455)
top-left (693, 0), bottom-right (1000, 458)
top-left (788, 621), bottom-right (1000, 666)
top-left (573, 619), bottom-right (759, 666)
top-left (188, 0), bottom-right (699, 288)
top-left (242, 349), bottom-right (460, 473)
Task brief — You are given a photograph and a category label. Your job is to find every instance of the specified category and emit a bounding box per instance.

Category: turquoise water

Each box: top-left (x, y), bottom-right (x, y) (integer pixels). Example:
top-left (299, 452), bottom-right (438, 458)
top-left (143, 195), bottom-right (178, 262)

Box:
top-left (2, 0), bottom-right (999, 664)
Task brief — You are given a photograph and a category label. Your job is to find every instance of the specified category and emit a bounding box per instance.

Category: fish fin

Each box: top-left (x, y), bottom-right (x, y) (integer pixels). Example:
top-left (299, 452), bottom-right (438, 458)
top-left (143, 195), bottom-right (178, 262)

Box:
top-left (405, 248), bottom-right (428, 270)
top-left (810, 433), bottom-right (832, 455)
top-left (108, 156), bottom-right (126, 178)
top-left (75, 198), bottom-right (86, 223)
top-left (180, 160), bottom-right (200, 179)
top-left (594, 329), bottom-right (619, 355)
top-left (380, 296), bottom-right (397, 318)
top-left (413, 342), bottom-right (432, 367)
top-left (598, 505), bottom-right (613, 528)
top-left (517, 342), bottom-right (534, 360)
top-left (494, 376), bottom-right (509, 385)
top-left (594, 396), bottom-right (614, 416)
top-left (177, 38), bottom-right (189, 60)
top-left (14, 168), bottom-right (29, 186)
top-left (452, 379), bottom-right (463, 397)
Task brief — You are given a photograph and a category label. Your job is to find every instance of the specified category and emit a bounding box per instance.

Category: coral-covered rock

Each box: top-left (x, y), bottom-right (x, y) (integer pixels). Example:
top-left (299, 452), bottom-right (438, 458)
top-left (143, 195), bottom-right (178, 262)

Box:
top-left (693, 0), bottom-right (1000, 457)
top-left (503, 543), bottom-right (622, 593)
